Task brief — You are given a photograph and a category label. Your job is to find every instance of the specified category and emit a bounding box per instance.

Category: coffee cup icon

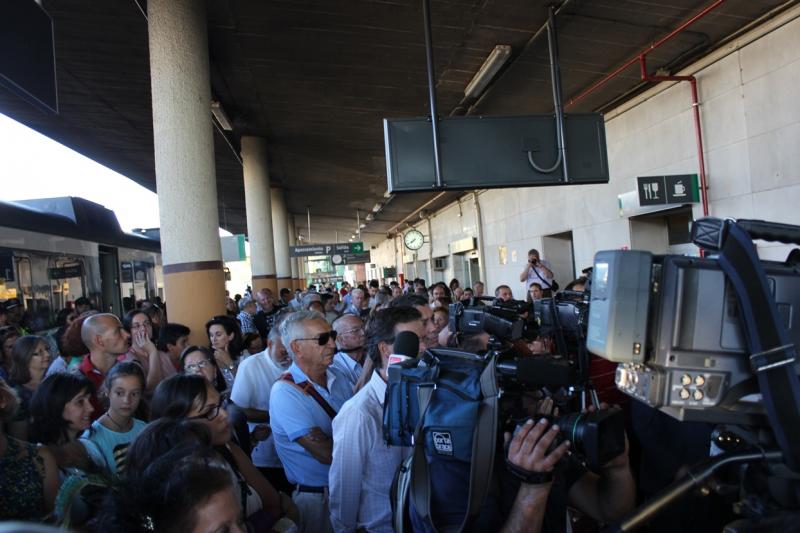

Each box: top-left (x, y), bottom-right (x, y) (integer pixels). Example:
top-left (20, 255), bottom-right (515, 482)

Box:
top-left (674, 181), bottom-right (686, 196)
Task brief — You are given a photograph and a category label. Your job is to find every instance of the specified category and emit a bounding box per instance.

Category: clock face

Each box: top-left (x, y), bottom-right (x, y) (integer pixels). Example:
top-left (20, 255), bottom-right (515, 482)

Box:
top-left (404, 229), bottom-right (425, 250)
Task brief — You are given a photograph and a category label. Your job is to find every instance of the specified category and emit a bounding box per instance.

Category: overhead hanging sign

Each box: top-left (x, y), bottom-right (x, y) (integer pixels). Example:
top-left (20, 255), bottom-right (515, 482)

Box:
top-left (384, 114), bottom-right (609, 192)
top-left (331, 252), bottom-right (372, 265)
top-left (290, 242), bottom-right (364, 257)
top-left (637, 174), bottom-right (700, 207)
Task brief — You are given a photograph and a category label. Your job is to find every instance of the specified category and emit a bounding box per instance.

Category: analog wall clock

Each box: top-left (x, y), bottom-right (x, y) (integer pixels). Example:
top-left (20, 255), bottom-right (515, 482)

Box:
top-left (404, 229), bottom-right (425, 250)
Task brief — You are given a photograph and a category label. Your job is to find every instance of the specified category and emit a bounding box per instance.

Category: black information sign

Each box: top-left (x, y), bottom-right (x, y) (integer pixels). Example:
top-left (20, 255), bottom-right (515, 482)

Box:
top-left (49, 264), bottom-right (84, 279)
top-left (637, 174), bottom-right (699, 207)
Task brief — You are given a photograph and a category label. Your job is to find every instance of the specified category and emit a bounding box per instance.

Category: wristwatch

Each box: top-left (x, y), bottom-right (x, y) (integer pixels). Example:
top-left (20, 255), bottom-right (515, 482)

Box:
top-left (506, 458), bottom-right (554, 485)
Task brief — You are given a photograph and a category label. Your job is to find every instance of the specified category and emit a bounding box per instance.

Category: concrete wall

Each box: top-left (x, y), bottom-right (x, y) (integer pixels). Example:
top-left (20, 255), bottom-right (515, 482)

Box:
top-left (372, 10), bottom-right (800, 293)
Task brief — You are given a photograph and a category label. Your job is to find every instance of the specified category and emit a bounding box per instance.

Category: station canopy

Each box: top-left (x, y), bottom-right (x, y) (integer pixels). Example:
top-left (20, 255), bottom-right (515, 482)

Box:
top-left (0, 0), bottom-right (789, 246)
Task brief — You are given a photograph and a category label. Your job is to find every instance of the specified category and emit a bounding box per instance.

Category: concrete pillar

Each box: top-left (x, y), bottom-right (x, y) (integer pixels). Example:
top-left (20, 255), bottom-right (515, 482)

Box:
top-left (241, 137), bottom-right (278, 295)
top-left (271, 187), bottom-right (292, 292)
top-left (288, 217), bottom-right (301, 290)
top-left (148, 0), bottom-right (224, 345)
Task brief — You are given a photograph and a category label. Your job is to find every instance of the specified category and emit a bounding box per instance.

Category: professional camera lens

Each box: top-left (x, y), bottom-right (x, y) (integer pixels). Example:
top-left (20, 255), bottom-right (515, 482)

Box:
top-left (553, 409), bottom-right (626, 470)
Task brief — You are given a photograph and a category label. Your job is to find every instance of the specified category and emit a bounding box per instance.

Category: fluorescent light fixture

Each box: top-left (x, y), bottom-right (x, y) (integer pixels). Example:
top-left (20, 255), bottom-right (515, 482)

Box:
top-left (372, 202), bottom-right (383, 213)
top-left (365, 213), bottom-right (375, 222)
top-left (464, 45), bottom-right (512, 100)
top-left (359, 223), bottom-right (367, 229)
top-left (211, 100), bottom-right (234, 131)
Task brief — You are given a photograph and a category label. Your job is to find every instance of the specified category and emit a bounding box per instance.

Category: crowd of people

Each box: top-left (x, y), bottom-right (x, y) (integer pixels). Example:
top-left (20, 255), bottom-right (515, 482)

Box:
top-left (0, 248), bottom-right (713, 532)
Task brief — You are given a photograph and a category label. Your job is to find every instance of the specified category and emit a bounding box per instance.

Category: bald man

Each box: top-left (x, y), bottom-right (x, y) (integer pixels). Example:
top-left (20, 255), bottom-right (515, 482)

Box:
top-left (79, 313), bottom-right (131, 419)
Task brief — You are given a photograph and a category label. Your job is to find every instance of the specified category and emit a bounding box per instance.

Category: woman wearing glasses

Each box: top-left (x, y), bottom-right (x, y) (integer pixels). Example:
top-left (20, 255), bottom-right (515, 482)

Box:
top-left (179, 345), bottom-right (253, 457)
top-left (151, 374), bottom-right (298, 531)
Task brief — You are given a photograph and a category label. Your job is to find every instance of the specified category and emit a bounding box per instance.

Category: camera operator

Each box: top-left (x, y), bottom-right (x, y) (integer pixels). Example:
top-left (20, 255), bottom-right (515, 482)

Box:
top-left (409, 403), bottom-right (634, 532)
top-left (520, 249), bottom-right (555, 296)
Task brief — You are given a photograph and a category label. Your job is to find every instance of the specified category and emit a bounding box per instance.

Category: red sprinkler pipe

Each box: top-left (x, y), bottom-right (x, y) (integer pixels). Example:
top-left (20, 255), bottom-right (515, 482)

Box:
top-left (565, 0), bottom-right (725, 110)
top-left (637, 55), bottom-right (710, 217)
top-left (564, 0), bottom-right (724, 217)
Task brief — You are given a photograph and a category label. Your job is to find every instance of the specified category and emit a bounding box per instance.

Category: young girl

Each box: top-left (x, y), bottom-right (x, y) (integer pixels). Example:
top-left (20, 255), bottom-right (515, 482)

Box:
top-left (81, 362), bottom-right (147, 475)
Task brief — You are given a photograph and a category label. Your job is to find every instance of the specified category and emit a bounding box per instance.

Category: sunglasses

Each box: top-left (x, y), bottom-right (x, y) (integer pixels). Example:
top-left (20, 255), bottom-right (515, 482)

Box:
top-left (296, 330), bottom-right (337, 345)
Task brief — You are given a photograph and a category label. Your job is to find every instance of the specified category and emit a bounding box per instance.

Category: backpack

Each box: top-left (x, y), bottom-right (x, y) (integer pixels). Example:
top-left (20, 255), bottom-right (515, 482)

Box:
top-left (383, 348), bottom-right (499, 532)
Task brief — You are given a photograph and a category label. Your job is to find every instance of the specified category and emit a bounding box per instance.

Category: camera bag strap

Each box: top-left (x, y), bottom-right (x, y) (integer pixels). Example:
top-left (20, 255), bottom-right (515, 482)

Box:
top-left (410, 355), bottom-right (499, 533)
top-left (714, 220), bottom-right (800, 469)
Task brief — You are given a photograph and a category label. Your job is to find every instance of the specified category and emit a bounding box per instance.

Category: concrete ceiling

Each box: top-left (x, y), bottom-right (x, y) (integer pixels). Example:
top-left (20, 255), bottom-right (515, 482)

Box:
top-left (0, 0), bottom-right (794, 247)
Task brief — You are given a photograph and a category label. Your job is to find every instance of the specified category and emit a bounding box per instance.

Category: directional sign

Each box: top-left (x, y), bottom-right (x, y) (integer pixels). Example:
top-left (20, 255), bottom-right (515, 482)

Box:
top-left (637, 174), bottom-right (699, 207)
top-left (331, 252), bottom-right (372, 265)
top-left (343, 252), bottom-right (371, 264)
top-left (289, 242), bottom-right (364, 257)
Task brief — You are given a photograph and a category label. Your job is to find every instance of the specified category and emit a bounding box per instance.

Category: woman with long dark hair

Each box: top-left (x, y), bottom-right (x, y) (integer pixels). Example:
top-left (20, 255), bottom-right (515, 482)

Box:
top-left (7, 335), bottom-right (51, 440)
top-left (179, 345), bottom-right (252, 456)
top-left (205, 316), bottom-right (243, 391)
top-left (29, 372), bottom-right (95, 451)
top-left (151, 374), bottom-right (297, 529)
top-left (97, 441), bottom-right (246, 533)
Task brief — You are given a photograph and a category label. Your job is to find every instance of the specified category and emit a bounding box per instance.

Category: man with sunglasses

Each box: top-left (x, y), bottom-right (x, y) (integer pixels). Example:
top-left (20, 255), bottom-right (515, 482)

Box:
top-left (330, 315), bottom-right (366, 390)
top-left (270, 311), bottom-right (354, 533)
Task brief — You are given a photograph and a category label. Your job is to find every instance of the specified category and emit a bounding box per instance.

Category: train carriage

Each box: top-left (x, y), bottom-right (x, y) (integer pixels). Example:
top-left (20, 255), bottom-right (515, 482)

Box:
top-left (0, 196), bottom-right (162, 329)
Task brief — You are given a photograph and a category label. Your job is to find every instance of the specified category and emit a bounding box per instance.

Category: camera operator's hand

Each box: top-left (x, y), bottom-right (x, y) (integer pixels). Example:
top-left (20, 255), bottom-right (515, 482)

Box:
top-left (581, 403), bottom-right (630, 470)
top-left (505, 418), bottom-right (570, 480)
top-left (567, 403), bottom-right (635, 524)
top-left (500, 418), bottom-right (570, 533)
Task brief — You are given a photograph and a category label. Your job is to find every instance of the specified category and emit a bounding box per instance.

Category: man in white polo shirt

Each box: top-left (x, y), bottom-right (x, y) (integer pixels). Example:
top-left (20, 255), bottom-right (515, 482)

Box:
top-left (231, 326), bottom-right (294, 493)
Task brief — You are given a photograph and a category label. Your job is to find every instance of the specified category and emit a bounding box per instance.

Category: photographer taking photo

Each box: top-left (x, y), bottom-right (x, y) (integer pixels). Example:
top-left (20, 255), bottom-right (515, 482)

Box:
top-left (520, 249), bottom-right (556, 296)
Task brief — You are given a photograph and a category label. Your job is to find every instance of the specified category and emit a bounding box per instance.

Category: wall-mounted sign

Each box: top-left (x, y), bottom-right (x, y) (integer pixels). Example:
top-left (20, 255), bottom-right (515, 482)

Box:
top-left (637, 174), bottom-right (700, 207)
top-left (450, 236), bottom-right (477, 254)
top-left (290, 242), bottom-right (363, 257)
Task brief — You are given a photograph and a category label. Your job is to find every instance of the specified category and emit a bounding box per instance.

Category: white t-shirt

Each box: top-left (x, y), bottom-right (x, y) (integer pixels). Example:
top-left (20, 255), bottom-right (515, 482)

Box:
top-left (525, 259), bottom-right (554, 290)
top-left (230, 349), bottom-right (288, 468)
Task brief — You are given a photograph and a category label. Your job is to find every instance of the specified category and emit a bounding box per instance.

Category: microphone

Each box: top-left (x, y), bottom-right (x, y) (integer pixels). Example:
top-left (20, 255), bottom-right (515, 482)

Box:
top-left (388, 330), bottom-right (420, 365)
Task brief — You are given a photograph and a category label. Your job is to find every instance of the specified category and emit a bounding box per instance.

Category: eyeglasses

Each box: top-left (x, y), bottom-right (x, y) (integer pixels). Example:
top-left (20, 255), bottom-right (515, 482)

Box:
top-left (185, 359), bottom-right (211, 373)
top-left (296, 330), bottom-right (337, 345)
top-left (190, 403), bottom-right (222, 421)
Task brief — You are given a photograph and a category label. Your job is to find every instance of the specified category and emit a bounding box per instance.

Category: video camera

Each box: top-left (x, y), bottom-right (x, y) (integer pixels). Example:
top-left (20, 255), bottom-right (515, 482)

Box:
top-left (586, 235), bottom-right (800, 426)
top-left (587, 217), bottom-right (800, 530)
top-left (448, 294), bottom-right (626, 470)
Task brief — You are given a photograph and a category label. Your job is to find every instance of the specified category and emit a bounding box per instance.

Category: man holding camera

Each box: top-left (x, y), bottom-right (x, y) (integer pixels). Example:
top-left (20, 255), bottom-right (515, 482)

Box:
top-left (520, 249), bottom-right (555, 294)
top-left (410, 404), bottom-right (635, 533)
